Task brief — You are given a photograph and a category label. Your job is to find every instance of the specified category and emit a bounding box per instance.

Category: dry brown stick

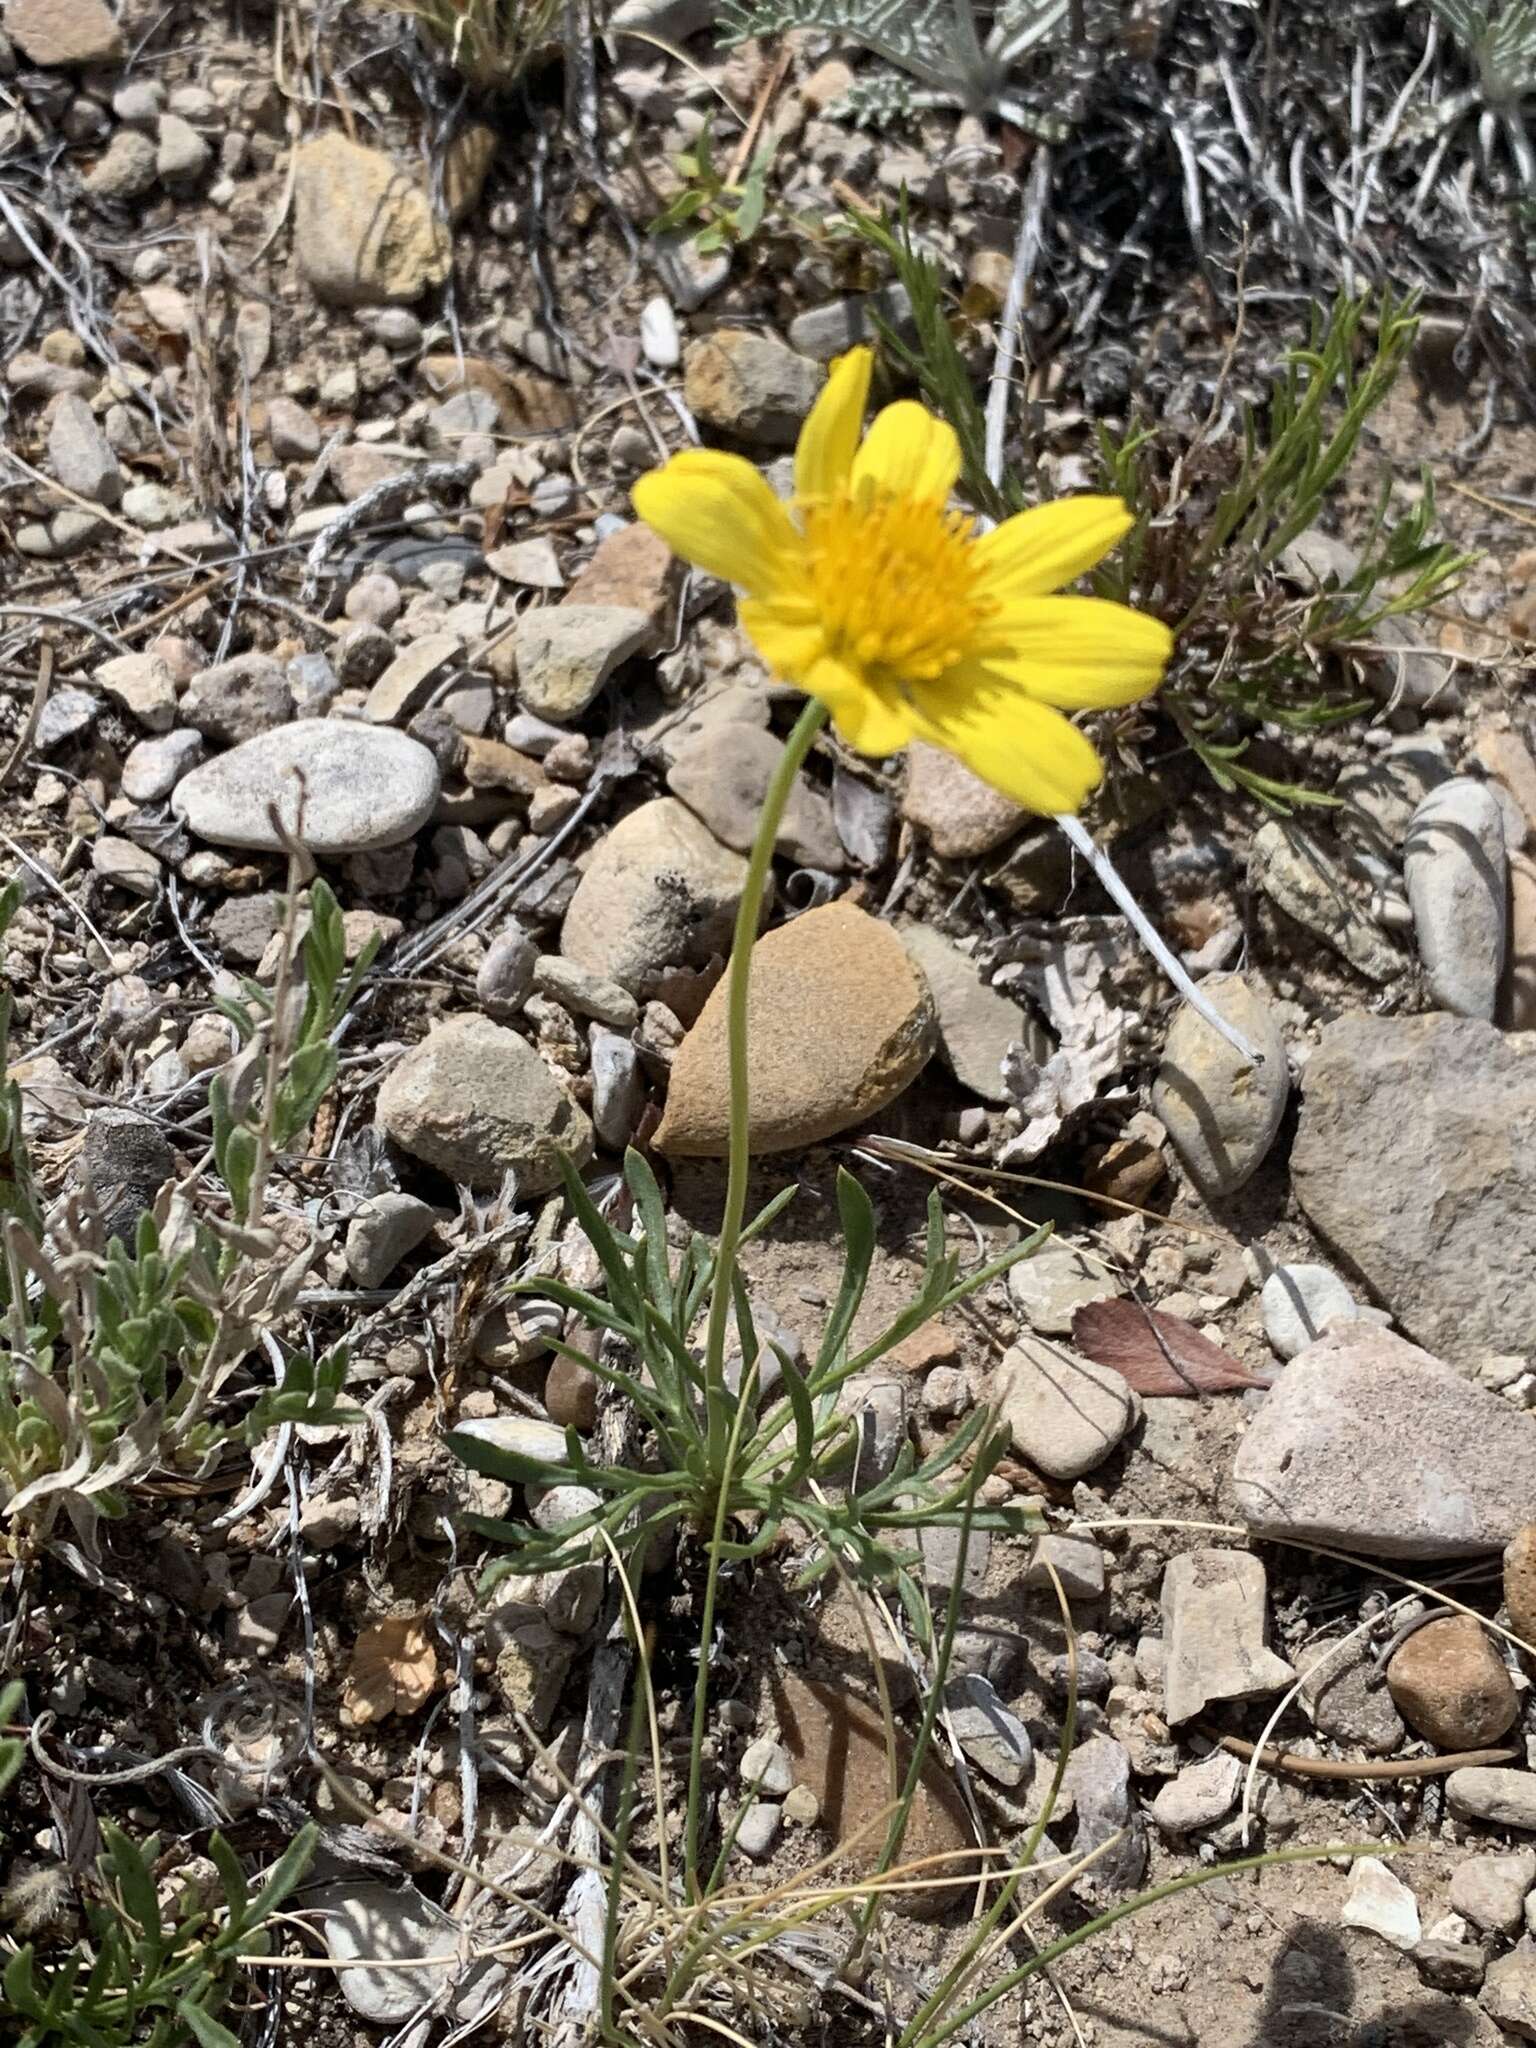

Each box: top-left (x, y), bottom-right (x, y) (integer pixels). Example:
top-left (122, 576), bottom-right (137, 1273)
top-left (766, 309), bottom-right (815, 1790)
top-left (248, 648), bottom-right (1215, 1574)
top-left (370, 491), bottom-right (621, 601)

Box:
top-left (727, 40), bottom-right (792, 183)
top-left (1, 643), bottom-right (53, 789)
top-left (1205, 1727), bottom-right (1518, 1781)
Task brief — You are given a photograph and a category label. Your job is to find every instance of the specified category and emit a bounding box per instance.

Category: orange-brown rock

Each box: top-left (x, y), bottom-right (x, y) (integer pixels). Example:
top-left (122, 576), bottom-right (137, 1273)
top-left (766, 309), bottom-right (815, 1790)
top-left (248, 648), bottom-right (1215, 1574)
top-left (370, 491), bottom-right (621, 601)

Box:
top-left (1386, 1614), bottom-right (1518, 1749)
top-left (772, 1673), bottom-right (977, 1919)
top-left (654, 901), bottom-right (934, 1157)
top-left (563, 523), bottom-right (677, 637)
top-left (1505, 1524), bottom-right (1536, 1651)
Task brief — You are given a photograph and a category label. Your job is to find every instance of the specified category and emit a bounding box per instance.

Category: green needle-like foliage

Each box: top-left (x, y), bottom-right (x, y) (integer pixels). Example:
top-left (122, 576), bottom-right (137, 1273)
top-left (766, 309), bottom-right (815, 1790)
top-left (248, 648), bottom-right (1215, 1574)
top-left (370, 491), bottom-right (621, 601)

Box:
top-left (449, 1148), bottom-right (1045, 1646)
top-left (0, 1801), bottom-right (315, 2048)
top-left (0, 876), bottom-right (371, 1557)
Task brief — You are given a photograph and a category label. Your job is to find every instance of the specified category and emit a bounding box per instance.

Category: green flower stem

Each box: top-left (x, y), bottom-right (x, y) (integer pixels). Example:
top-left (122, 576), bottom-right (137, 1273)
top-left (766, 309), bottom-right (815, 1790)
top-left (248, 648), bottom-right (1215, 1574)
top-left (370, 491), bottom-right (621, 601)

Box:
top-left (698, 695), bottom-right (830, 1478)
top-left (684, 693), bottom-right (828, 1895)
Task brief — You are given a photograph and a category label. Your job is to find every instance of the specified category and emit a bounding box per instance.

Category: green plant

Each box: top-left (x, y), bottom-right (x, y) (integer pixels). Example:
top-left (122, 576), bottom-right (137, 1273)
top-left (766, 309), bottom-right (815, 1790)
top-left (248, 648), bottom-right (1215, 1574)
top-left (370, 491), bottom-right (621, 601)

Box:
top-left (1419, 0), bottom-right (1536, 191)
top-left (0, 1681), bottom-right (22, 1795)
top-left (845, 203), bottom-right (1024, 522)
top-left (650, 114), bottom-right (778, 255)
top-left (1093, 288), bottom-right (1474, 808)
top-left (450, 701), bottom-right (1046, 1885)
top-left (372, 0), bottom-right (560, 90)
top-left (0, 877), bottom-right (370, 1557)
top-left (717, 0), bottom-right (1082, 137)
top-left (0, 1801), bottom-right (316, 2048)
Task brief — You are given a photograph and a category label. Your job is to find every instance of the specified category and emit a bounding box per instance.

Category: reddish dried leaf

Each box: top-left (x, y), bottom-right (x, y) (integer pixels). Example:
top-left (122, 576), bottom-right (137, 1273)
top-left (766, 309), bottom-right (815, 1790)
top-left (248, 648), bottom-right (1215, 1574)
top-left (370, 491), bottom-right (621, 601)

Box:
top-left (1070, 1298), bottom-right (1271, 1398)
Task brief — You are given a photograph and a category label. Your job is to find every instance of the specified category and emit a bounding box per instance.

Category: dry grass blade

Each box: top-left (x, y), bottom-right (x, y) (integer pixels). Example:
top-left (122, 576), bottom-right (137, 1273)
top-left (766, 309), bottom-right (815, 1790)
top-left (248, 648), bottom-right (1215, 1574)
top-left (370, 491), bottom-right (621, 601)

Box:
top-left (368, 0), bottom-right (561, 88)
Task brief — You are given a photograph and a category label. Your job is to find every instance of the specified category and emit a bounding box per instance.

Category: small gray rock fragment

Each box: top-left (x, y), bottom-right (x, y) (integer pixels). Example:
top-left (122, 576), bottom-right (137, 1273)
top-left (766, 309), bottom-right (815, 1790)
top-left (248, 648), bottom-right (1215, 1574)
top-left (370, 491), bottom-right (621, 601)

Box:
top-left (788, 283), bottom-right (912, 361)
top-left (121, 729), bottom-right (203, 802)
top-left (1152, 972), bottom-right (1289, 1197)
top-left (1448, 1769), bottom-right (1536, 1831)
top-left (91, 836), bottom-right (161, 898)
top-left (900, 923), bottom-right (1045, 1104)
top-left (312, 1882), bottom-right (459, 2024)
top-left (156, 113), bottom-right (210, 190)
top-left (515, 606), bottom-right (651, 722)
top-left (1482, 1941), bottom-right (1536, 2040)
top-left (998, 1335), bottom-right (1137, 1480)
top-left (1296, 1638), bottom-right (1405, 1756)
top-left (477, 924), bottom-right (538, 1013)
top-left (1450, 1850), bottom-right (1536, 1935)
top-left (1252, 820), bottom-right (1402, 983)
top-left (77, 1108), bottom-right (174, 1244)
top-left (94, 652), bottom-right (178, 732)
top-left (85, 128), bottom-right (157, 201)
top-left (734, 1800), bottom-right (782, 1861)
top-left (376, 1014), bottom-right (594, 1193)
top-left (533, 956), bottom-right (639, 1031)
top-left (1161, 1549), bottom-right (1295, 1726)
top-left (1404, 777), bottom-right (1508, 1021)
top-left (48, 394), bottom-right (121, 505)
top-left (181, 654), bottom-right (293, 746)
top-left (1062, 1736), bottom-right (1147, 1894)
top-left (1291, 1011), bottom-right (1536, 1362)
top-left (1007, 1234), bottom-right (1118, 1334)
top-left (667, 722), bottom-right (844, 872)
top-left (344, 1193), bottom-right (437, 1288)
top-left (560, 797), bottom-right (751, 995)
top-left (36, 687), bottom-right (101, 749)
top-left (740, 1738), bottom-right (793, 1797)
top-left (943, 1673), bottom-right (1033, 1787)
top-left (1259, 1262), bottom-right (1361, 1360)
top-left (1149, 1749), bottom-right (1243, 1835)
top-left (589, 1027), bottom-right (645, 1151)
top-left (1021, 1534), bottom-right (1107, 1603)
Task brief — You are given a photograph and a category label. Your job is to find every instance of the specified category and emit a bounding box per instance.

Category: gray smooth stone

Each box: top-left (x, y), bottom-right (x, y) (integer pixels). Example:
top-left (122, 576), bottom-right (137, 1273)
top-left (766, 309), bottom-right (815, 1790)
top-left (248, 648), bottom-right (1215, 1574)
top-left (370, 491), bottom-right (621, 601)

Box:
top-left (172, 719), bottom-right (439, 854)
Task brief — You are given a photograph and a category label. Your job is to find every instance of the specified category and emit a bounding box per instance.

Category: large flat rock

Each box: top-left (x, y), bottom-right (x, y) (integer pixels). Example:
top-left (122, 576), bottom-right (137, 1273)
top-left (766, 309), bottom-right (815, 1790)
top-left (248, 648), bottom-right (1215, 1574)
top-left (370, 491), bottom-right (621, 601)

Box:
top-left (1290, 1011), bottom-right (1536, 1363)
top-left (1233, 1326), bottom-right (1536, 1558)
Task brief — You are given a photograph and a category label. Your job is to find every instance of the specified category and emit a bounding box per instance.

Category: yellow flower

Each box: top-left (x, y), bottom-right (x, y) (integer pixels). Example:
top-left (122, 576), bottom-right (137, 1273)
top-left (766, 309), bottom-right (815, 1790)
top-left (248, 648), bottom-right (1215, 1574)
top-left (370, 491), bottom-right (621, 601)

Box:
top-left (631, 346), bottom-right (1173, 814)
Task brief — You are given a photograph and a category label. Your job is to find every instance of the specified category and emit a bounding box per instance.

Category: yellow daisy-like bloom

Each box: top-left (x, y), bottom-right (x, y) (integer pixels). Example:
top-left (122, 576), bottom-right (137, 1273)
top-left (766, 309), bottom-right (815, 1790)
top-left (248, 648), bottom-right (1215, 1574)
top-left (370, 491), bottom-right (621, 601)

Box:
top-left (631, 346), bottom-right (1174, 814)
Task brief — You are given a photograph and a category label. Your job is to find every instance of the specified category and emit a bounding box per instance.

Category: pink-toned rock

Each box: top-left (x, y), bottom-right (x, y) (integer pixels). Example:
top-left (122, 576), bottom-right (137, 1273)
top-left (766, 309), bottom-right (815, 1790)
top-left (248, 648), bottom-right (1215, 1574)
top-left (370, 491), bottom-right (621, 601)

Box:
top-left (7, 0), bottom-right (123, 66)
top-left (902, 742), bottom-right (1026, 858)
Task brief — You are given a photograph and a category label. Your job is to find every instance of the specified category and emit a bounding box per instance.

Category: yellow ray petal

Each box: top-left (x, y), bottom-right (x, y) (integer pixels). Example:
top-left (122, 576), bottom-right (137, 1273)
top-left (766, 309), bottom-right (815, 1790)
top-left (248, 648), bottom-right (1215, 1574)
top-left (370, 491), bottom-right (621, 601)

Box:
top-left (970, 597), bottom-right (1173, 708)
top-left (912, 688), bottom-right (1104, 816)
top-left (850, 401), bottom-right (961, 504)
top-left (632, 450), bottom-right (797, 597)
top-left (794, 347), bottom-right (872, 502)
top-left (972, 496), bottom-right (1135, 599)
top-left (738, 596), bottom-right (825, 685)
top-left (802, 653), bottom-right (915, 757)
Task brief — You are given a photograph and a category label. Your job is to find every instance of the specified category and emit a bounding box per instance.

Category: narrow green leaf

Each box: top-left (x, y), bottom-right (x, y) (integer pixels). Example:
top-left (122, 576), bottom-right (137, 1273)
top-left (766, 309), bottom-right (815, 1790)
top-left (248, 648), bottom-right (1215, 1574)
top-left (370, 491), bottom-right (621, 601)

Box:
top-left (178, 2003), bottom-right (241, 2048)
top-left (240, 1822), bottom-right (317, 1934)
top-left (814, 1167), bottom-right (876, 1373)
top-left (3, 1944), bottom-right (42, 2018)
top-left (554, 1153), bottom-right (640, 1322)
top-left (101, 1821), bottom-right (162, 1949)
top-left (623, 1148), bottom-right (673, 1316)
top-left (739, 1182), bottom-right (797, 1246)
top-left (766, 1345), bottom-right (815, 1489)
top-left (206, 1833), bottom-right (248, 1917)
